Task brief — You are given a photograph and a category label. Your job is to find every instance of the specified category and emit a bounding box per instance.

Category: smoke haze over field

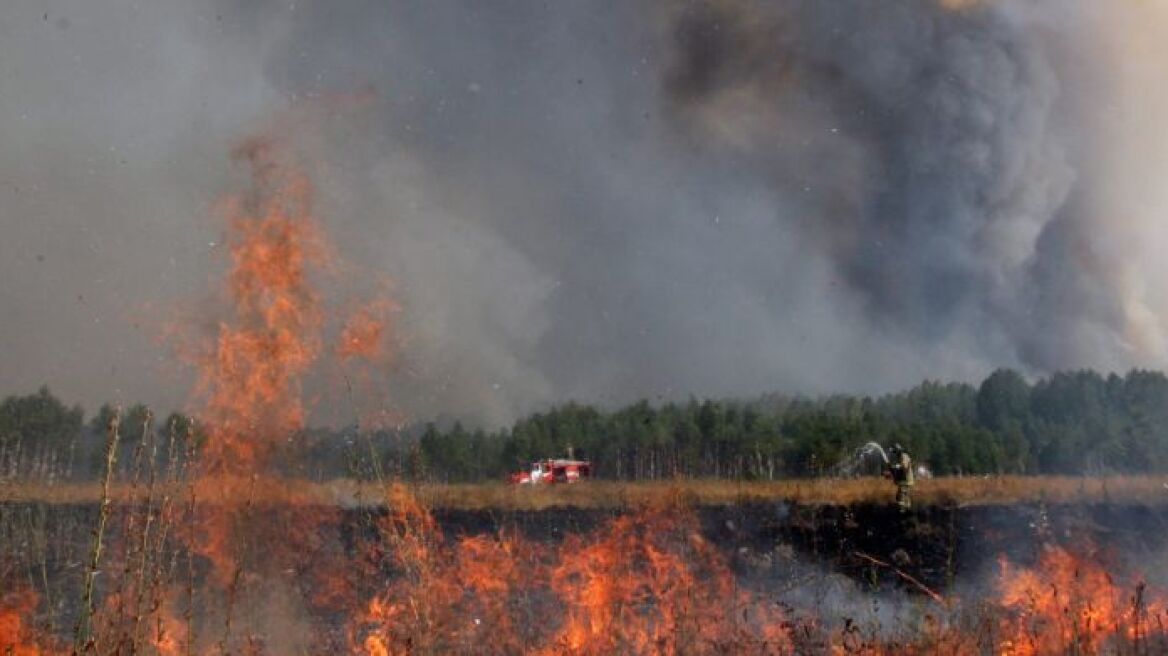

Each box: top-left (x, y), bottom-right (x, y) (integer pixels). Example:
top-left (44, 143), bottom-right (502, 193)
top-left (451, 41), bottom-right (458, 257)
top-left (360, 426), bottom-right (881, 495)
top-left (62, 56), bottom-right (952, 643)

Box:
top-left (2, 1), bottom-right (1168, 426)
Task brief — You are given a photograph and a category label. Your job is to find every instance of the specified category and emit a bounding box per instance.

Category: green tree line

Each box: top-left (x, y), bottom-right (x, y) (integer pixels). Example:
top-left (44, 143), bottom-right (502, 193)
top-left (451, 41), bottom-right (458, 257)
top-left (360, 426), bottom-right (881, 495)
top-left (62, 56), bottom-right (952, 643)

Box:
top-left (411, 368), bottom-right (1168, 481)
top-left (4, 368), bottom-right (1168, 483)
top-left (0, 387), bottom-right (198, 482)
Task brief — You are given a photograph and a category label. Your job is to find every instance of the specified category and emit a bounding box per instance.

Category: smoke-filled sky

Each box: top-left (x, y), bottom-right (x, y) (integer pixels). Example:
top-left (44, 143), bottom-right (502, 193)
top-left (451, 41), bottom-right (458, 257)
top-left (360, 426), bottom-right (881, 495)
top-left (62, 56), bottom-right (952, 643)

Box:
top-left (3, 1), bottom-right (1168, 426)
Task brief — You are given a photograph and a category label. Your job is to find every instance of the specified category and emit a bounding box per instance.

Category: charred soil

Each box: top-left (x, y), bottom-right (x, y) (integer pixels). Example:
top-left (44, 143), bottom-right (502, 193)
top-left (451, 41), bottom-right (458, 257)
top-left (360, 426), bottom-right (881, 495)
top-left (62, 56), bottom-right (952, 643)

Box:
top-left (7, 497), bottom-right (1166, 597)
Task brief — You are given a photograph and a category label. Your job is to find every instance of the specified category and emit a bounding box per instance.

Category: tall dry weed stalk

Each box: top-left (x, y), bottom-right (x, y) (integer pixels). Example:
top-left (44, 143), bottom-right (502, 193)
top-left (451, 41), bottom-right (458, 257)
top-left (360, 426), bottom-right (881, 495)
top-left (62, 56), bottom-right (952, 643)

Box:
top-left (183, 420), bottom-right (197, 656)
top-left (73, 406), bottom-right (120, 652)
top-left (99, 409), bottom-right (153, 653)
top-left (218, 473), bottom-right (258, 654)
top-left (143, 416), bottom-right (186, 651)
top-left (128, 410), bottom-right (162, 650)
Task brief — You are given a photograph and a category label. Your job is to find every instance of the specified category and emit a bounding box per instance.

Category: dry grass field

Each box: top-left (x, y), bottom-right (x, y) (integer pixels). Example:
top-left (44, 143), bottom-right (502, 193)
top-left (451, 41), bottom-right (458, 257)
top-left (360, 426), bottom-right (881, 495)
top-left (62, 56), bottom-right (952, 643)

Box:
top-left (4, 475), bottom-right (1167, 509)
top-left (5, 474), bottom-right (1168, 653)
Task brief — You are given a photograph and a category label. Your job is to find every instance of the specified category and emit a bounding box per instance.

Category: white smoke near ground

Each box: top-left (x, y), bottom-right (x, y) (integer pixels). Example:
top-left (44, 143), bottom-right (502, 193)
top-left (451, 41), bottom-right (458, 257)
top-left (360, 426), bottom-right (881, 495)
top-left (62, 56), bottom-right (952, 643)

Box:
top-left (2, 1), bottom-right (1168, 426)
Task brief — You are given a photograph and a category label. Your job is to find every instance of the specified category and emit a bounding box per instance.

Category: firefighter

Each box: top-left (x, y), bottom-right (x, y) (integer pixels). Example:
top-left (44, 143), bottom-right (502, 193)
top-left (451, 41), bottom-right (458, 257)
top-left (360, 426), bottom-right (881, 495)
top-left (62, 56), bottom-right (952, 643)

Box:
top-left (886, 443), bottom-right (914, 511)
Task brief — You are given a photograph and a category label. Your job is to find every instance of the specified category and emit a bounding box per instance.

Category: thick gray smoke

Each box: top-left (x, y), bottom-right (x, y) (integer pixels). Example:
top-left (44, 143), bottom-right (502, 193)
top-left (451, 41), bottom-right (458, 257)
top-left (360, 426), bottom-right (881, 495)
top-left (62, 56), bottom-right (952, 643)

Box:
top-left (2, 1), bottom-right (1167, 425)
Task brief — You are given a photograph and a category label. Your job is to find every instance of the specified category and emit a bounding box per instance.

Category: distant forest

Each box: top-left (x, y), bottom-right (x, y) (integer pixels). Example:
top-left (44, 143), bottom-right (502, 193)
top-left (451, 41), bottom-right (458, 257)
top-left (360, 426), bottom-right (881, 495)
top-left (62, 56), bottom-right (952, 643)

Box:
top-left (4, 368), bottom-right (1168, 483)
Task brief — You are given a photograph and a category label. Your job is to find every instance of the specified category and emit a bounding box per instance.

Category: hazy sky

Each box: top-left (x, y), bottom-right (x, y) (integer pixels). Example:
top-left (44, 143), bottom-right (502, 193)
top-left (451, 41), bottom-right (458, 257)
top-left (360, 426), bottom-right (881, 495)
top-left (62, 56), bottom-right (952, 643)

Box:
top-left (3, 1), bottom-right (1168, 426)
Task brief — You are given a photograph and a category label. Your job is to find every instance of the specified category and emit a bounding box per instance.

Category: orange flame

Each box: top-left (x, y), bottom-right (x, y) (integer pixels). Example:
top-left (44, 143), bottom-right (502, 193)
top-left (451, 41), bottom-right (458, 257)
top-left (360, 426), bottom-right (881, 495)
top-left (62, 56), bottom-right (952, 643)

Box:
top-left (0, 588), bottom-right (51, 656)
top-left (349, 488), bottom-right (790, 656)
top-left (147, 597), bottom-right (187, 656)
top-left (170, 134), bottom-right (398, 650)
top-left (194, 137), bottom-right (327, 476)
top-left (543, 499), bottom-right (789, 655)
top-left (997, 545), bottom-right (1167, 655)
top-left (350, 483), bottom-right (563, 654)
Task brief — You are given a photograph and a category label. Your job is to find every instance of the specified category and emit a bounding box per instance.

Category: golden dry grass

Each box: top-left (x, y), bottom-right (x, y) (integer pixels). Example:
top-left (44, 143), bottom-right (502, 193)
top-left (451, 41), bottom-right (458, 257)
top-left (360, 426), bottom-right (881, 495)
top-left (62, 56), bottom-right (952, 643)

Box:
top-left (3, 475), bottom-right (1168, 509)
top-left (404, 475), bottom-right (1168, 509)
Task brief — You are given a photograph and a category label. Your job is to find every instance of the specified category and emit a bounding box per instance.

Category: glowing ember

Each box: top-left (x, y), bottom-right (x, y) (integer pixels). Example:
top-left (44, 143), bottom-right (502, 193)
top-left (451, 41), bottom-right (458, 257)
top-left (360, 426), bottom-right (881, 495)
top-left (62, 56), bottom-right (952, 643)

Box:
top-left (338, 300), bottom-right (396, 364)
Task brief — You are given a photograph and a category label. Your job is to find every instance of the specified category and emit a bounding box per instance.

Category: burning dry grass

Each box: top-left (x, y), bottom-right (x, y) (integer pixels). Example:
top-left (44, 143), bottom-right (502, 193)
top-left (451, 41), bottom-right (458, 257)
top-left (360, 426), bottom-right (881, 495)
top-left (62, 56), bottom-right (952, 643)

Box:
top-left (350, 484), bottom-right (817, 654)
top-left (997, 545), bottom-right (1168, 655)
top-left (9, 476), bottom-right (1168, 654)
top-left (5, 475), bottom-right (1167, 510)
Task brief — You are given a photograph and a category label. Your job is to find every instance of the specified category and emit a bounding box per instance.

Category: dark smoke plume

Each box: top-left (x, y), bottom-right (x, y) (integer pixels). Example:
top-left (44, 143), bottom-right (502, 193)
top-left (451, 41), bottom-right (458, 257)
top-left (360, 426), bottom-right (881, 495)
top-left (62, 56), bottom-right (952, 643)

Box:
top-left (2, 1), bottom-right (1166, 425)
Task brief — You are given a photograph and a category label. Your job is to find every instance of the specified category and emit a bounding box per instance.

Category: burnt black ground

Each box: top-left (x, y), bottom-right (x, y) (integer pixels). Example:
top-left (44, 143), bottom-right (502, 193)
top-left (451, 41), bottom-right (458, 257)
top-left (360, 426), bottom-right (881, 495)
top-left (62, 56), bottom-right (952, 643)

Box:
top-left (4, 498), bottom-right (1168, 600)
top-left (421, 501), bottom-right (1168, 594)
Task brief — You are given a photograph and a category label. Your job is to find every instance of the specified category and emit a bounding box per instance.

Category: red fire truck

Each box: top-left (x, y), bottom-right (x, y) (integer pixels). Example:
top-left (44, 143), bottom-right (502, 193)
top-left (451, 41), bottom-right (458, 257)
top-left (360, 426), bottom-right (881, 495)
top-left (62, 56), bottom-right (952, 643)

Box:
top-left (509, 458), bottom-right (592, 485)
